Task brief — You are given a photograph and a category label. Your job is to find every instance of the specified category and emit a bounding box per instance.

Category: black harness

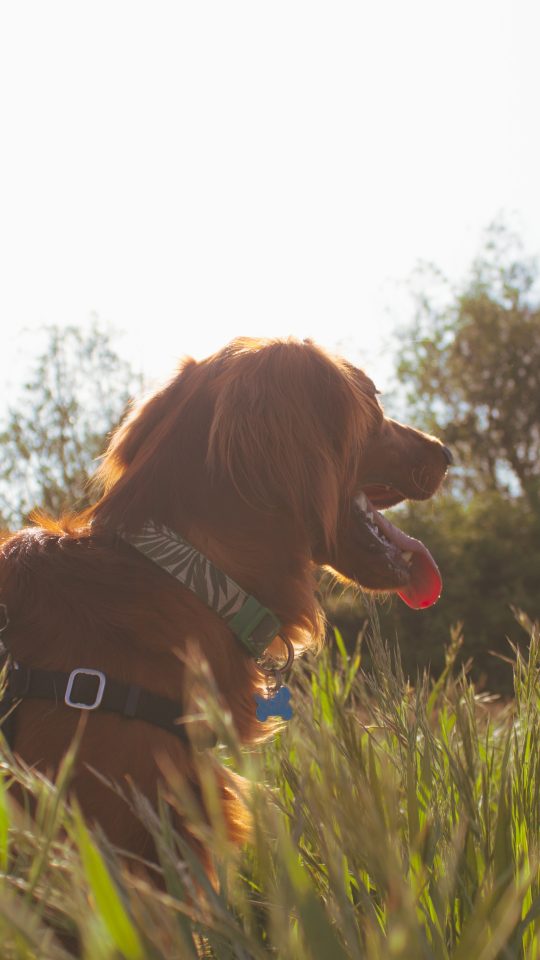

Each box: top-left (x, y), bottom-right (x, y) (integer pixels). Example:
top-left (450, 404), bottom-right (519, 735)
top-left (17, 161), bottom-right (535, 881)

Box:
top-left (0, 660), bottom-right (192, 747)
top-left (0, 523), bottom-right (288, 749)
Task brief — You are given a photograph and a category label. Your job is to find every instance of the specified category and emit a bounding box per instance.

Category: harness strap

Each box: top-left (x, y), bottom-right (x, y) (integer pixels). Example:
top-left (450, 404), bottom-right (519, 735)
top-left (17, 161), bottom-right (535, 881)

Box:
top-left (0, 661), bottom-right (195, 745)
top-left (0, 523), bottom-right (285, 749)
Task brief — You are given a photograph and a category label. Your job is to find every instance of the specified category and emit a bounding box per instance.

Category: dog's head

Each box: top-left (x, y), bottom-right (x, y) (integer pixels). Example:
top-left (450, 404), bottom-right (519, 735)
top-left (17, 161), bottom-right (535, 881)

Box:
top-left (95, 337), bottom-right (450, 609)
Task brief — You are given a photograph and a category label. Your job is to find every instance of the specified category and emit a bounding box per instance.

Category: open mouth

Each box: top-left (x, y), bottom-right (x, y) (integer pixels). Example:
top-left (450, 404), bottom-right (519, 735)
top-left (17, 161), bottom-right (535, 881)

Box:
top-left (354, 484), bottom-right (442, 610)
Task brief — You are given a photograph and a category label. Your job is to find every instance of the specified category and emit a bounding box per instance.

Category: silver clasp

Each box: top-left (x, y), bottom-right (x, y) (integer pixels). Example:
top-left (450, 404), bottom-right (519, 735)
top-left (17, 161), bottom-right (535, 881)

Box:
top-left (64, 668), bottom-right (106, 710)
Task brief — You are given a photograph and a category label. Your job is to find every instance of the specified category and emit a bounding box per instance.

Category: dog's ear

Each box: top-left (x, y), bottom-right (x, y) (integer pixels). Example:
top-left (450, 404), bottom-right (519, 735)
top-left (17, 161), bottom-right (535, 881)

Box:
top-left (207, 340), bottom-right (371, 549)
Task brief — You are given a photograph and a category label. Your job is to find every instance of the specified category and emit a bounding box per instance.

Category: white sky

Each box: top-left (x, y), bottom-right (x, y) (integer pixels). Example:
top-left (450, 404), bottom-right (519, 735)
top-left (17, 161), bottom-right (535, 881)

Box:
top-left (1, 0), bottom-right (539, 407)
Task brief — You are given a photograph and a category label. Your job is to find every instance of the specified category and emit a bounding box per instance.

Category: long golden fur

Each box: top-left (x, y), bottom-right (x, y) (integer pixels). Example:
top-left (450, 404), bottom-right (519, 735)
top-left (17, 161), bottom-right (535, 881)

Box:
top-left (0, 336), bottom-right (450, 870)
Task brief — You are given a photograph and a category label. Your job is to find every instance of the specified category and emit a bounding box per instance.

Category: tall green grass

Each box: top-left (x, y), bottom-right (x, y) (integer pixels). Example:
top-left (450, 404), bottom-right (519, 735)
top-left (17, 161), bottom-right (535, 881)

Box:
top-left (1, 613), bottom-right (540, 958)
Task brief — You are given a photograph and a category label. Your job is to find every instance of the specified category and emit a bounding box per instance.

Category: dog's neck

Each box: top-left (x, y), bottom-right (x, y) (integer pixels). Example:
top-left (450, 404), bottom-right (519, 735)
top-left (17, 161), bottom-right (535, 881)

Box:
top-left (92, 464), bottom-right (324, 654)
top-left (121, 520), bottom-right (282, 659)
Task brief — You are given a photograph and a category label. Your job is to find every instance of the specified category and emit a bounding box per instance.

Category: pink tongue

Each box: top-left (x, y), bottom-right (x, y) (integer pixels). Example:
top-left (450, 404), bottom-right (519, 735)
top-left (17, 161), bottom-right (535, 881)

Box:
top-left (374, 510), bottom-right (442, 610)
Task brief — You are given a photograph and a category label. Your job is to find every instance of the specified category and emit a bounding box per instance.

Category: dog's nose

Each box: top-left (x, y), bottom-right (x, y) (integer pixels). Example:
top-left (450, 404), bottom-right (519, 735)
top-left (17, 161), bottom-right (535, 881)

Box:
top-left (441, 445), bottom-right (454, 466)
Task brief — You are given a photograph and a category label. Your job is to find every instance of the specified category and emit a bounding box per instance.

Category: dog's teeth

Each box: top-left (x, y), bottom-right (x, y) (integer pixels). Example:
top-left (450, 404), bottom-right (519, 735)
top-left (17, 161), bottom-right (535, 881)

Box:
top-left (356, 492), bottom-right (369, 512)
top-left (401, 551), bottom-right (413, 563)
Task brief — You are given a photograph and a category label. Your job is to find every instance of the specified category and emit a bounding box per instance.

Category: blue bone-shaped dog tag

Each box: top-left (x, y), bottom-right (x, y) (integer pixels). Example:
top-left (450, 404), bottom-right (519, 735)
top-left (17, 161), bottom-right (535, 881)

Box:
top-left (255, 685), bottom-right (293, 722)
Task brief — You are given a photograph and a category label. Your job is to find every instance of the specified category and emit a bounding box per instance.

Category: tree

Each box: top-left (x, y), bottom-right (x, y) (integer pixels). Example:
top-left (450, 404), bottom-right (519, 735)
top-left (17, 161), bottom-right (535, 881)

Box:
top-left (380, 494), bottom-right (540, 692)
top-left (325, 223), bottom-right (540, 692)
top-left (395, 221), bottom-right (540, 508)
top-left (0, 321), bottom-right (141, 528)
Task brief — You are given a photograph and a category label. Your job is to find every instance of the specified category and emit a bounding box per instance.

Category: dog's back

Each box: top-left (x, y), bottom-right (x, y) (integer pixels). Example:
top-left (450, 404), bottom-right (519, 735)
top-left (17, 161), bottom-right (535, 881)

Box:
top-left (0, 519), bottom-right (252, 863)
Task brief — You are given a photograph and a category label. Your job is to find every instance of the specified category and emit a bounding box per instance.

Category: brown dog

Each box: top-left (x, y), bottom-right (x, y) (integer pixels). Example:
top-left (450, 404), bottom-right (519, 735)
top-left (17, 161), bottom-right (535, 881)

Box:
top-left (0, 337), bottom-right (450, 867)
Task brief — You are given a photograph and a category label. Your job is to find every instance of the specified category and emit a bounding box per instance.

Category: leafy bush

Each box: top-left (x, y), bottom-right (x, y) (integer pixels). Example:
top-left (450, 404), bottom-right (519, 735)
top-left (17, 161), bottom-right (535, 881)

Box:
top-left (326, 492), bottom-right (540, 693)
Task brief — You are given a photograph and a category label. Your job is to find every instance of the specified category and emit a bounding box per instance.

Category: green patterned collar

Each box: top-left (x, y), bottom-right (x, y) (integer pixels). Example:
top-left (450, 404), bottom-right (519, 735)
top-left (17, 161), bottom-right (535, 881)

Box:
top-left (122, 521), bottom-right (282, 658)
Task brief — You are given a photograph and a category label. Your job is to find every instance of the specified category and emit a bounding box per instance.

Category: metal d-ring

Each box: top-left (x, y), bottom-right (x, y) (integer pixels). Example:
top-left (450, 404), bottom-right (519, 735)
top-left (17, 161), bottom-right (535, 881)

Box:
top-left (258, 634), bottom-right (295, 679)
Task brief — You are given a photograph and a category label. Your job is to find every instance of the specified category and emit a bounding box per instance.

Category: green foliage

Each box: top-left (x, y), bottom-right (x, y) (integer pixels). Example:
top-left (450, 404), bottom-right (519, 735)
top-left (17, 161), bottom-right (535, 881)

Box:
top-left (71, 807), bottom-right (145, 960)
top-left (0, 321), bottom-right (141, 528)
top-left (2, 622), bottom-right (540, 957)
top-left (329, 222), bottom-right (540, 693)
top-left (327, 491), bottom-right (540, 693)
top-left (395, 221), bottom-right (540, 506)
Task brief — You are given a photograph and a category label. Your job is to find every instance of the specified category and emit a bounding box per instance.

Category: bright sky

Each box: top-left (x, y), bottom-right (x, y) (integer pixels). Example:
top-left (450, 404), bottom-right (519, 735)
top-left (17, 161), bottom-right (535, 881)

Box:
top-left (1, 1), bottom-right (539, 406)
